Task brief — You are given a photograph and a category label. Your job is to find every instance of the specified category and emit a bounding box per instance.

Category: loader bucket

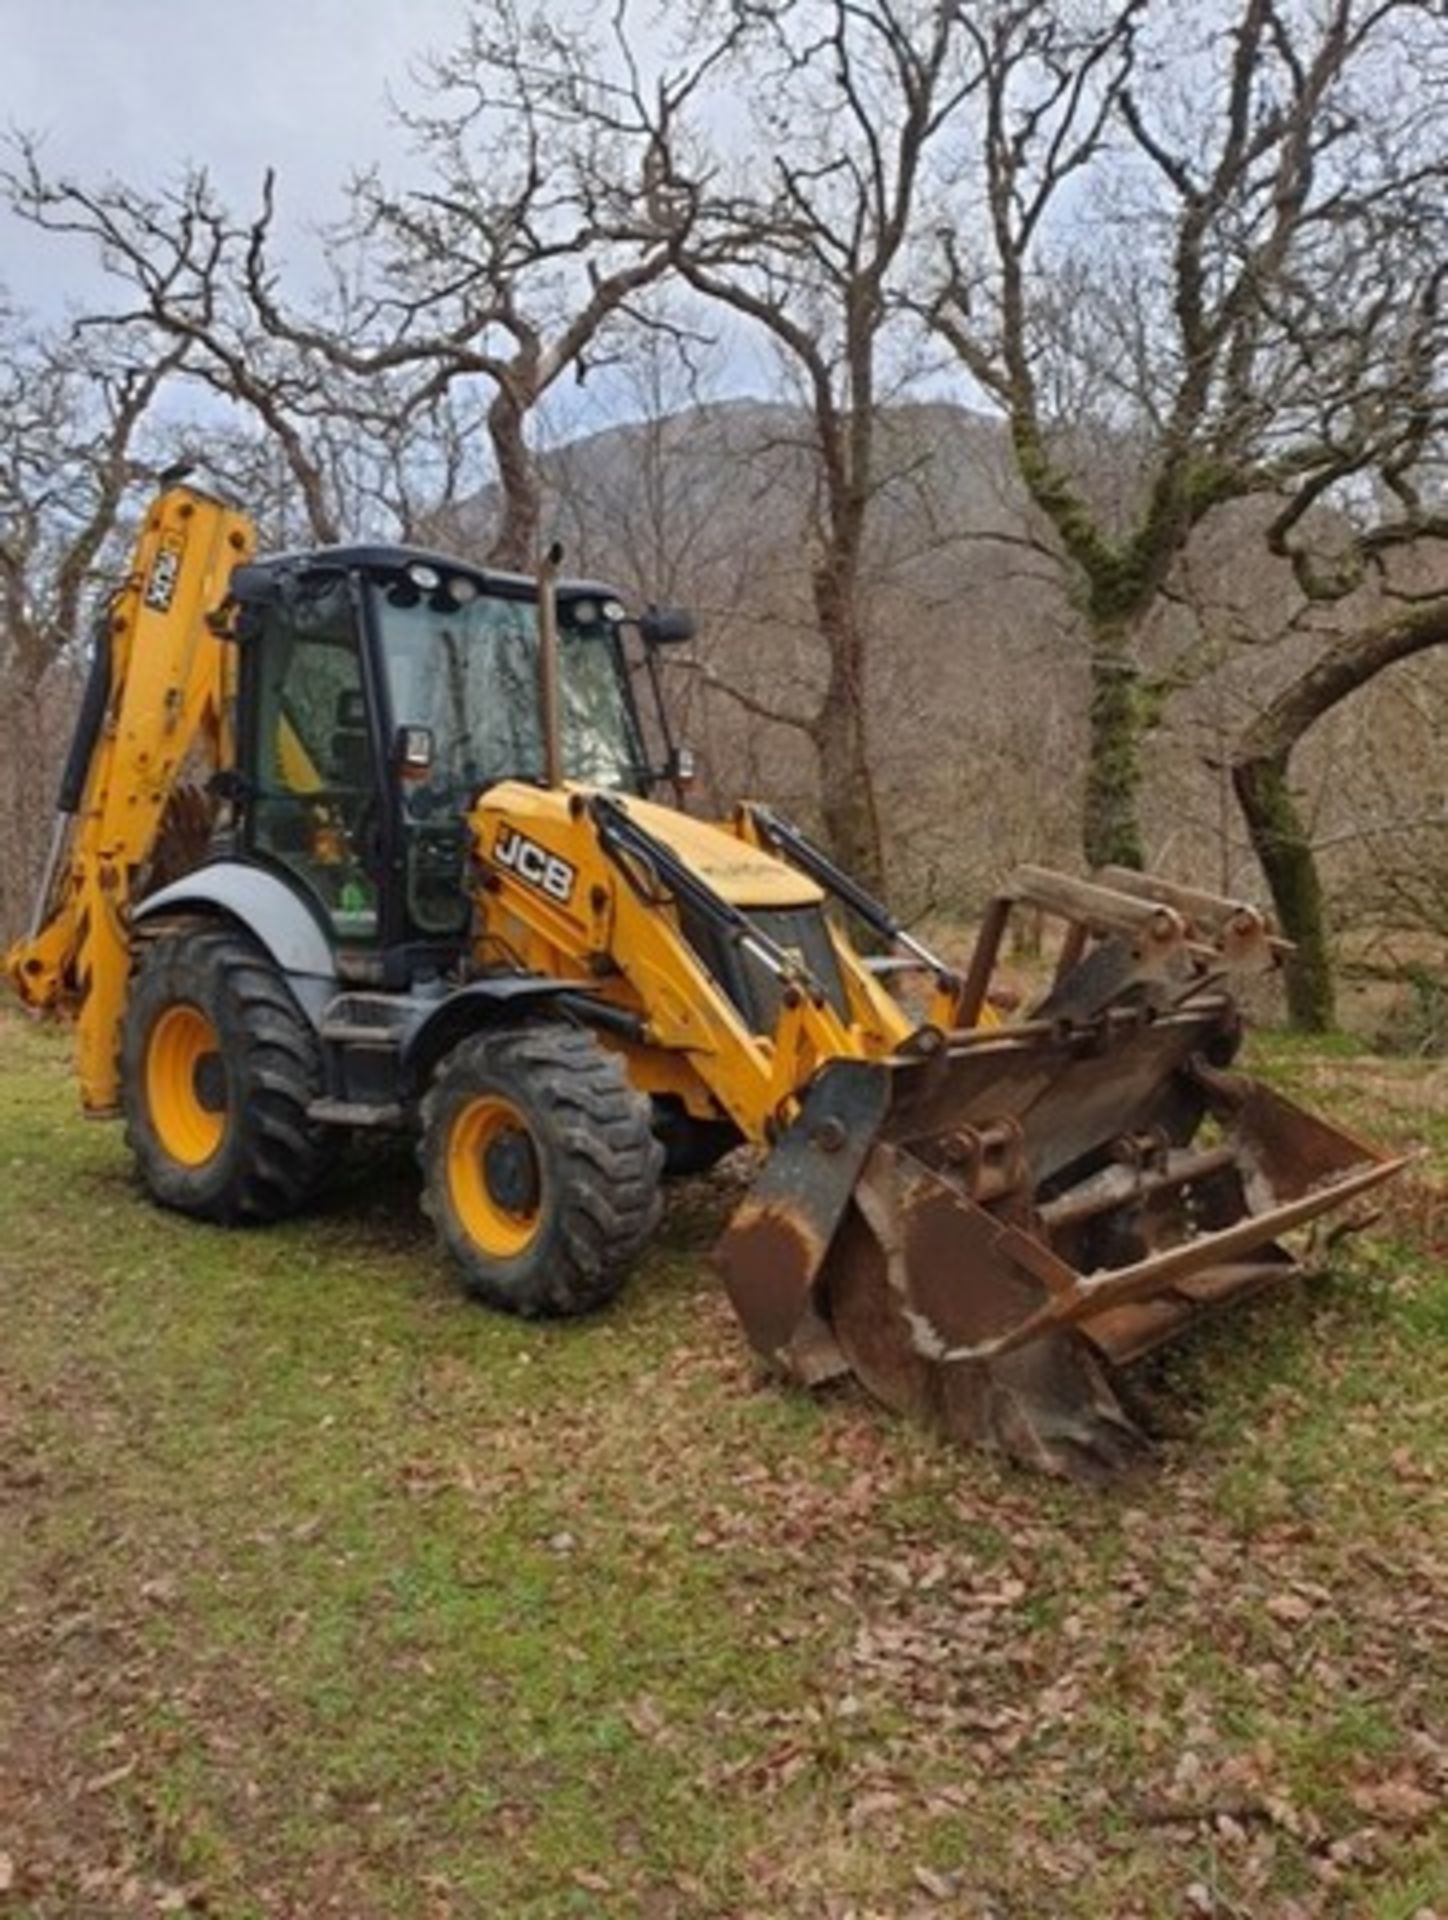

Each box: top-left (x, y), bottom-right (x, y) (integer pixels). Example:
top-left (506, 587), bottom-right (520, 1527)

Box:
top-left (716, 997), bottom-right (1408, 1481)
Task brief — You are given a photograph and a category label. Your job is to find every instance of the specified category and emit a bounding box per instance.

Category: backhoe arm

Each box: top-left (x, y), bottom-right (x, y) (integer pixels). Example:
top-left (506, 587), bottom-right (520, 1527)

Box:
top-left (6, 484), bottom-right (255, 1112)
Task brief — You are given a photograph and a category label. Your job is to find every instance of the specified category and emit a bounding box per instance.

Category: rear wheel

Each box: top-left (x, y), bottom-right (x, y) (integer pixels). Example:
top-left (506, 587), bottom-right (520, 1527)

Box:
top-left (121, 929), bottom-right (330, 1222)
top-left (421, 1025), bottom-right (664, 1316)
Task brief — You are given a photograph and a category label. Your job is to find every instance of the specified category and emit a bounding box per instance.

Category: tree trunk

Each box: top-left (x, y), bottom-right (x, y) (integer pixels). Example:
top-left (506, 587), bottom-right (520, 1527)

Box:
top-left (485, 384), bottom-right (540, 572)
top-left (1082, 623), bottom-right (1145, 871)
top-left (1232, 753), bottom-right (1336, 1031)
top-left (813, 686), bottom-right (886, 900)
top-left (810, 541), bottom-right (886, 900)
top-left (1230, 592), bottom-right (1448, 1033)
top-left (0, 673), bottom-right (55, 946)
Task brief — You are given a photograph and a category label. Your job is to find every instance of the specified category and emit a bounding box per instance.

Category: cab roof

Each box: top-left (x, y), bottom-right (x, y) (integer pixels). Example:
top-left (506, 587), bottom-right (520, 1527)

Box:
top-left (251, 542), bottom-right (622, 603)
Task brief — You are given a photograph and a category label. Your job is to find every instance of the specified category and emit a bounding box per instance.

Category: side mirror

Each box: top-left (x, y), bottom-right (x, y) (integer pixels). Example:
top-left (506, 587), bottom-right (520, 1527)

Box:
top-left (638, 605), bottom-right (695, 647)
top-left (228, 564), bottom-right (284, 609)
top-left (226, 562), bottom-right (291, 644)
top-left (665, 745), bottom-right (697, 788)
top-left (394, 725), bottom-right (435, 778)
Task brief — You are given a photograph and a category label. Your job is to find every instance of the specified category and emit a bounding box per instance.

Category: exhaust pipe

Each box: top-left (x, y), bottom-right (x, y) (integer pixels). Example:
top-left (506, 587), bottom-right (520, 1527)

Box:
top-left (536, 540), bottom-right (565, 789)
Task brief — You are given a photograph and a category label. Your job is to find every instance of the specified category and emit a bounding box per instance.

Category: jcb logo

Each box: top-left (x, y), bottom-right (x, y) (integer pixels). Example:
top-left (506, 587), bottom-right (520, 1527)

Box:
top-left (494, 827), bottom-right (576, 904)
top-left (144, 532), bottom-right (186, 613)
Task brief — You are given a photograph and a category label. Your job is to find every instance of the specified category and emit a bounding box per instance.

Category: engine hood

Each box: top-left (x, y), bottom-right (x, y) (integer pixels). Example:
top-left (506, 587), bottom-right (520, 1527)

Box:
top-left (475, 783), bottom-right (825, 910)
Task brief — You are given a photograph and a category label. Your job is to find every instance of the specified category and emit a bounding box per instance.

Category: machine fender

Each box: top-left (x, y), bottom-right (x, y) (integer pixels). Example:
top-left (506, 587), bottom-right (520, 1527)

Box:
top-left (134, 864), bottom-right (337, 984)
top-left (398, 977), bottom-right (605, 1090)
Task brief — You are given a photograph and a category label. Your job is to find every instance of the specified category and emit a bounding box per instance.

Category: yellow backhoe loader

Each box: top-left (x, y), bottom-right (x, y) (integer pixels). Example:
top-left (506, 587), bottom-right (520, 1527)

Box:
top-left (6, 478), bottom-right (1407, 1478)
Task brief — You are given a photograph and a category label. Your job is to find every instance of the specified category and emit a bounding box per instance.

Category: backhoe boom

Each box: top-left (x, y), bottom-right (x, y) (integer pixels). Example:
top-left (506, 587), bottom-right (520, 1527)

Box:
top-left (7, 485), bottom-right (255, 1110)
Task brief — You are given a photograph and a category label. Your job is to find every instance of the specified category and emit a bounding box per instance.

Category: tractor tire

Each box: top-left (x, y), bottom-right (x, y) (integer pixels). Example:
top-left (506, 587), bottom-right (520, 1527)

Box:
top-left (421, 1025), bottom-right (664, 1317)
top-left (121, 928), bottom-right (330, 1224)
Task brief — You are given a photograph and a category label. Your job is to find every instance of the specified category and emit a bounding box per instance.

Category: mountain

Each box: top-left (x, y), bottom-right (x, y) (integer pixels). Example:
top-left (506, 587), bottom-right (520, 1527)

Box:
top-left (425, 397), bottom-right (1083, 910)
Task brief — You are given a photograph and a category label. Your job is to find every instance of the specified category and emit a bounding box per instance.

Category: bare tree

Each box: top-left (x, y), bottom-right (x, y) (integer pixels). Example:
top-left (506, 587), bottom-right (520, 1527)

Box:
top-left (642, 0), bottom-right (978, 893)
top-left (0, 307), bottom-right (182, 935)
top-left (1232, 486), bottom-right (1448, 1027)
top-left (4, 149), bottom-right (384, 543)
top-left (289, 1), bottom-right (719, 566)
top-left (2, 0), bottom-right (741, 565)
top-left (926, 0), bottom-right (1448, 871)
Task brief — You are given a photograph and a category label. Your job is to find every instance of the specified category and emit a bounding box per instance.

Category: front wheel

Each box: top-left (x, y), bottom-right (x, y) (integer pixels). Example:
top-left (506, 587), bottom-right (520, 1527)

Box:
top-left (421, 1025), bottom-right (664, 1316)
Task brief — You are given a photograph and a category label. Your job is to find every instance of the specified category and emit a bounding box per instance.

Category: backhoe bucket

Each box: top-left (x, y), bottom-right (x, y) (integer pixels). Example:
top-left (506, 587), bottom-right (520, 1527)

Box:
top-left (717, 999), bottom-right (1407, 1480)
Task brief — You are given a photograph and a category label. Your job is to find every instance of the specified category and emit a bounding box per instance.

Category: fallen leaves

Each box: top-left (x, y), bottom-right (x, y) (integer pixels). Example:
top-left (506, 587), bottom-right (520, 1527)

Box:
top-left (82, 1757), bottom-right (138, 1795)
top-left (1264, 1590), bottom-right (1316, 1625)
top-left (1, 1013), bottom-right (1445, 1920)
top-left (911, 1862), bottom-right (960, 1900)
top-left (1347, 1774), bottom-right (1442, 1827)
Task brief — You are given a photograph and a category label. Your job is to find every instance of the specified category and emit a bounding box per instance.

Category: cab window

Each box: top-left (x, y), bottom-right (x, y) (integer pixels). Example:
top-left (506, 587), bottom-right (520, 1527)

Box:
top-left (248, 576), bottom-right (380, 941)
top-left (371, 577), bottom-right (645, 939)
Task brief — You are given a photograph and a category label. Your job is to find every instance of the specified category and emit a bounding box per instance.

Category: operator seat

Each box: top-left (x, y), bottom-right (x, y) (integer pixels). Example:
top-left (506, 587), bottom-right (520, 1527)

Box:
top-left (329, 687), bottom-right (373, 789)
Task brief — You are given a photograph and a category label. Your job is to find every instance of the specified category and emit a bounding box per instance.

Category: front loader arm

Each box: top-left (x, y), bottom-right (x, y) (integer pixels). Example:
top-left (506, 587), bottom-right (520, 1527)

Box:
top-left (5, 484), bottom-right (255, 1112)
top-left (470, 785), bottom-right (878, 1142)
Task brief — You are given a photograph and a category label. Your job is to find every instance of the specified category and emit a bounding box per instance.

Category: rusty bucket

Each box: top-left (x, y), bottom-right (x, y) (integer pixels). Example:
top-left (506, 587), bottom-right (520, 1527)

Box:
top-left (717, 981), bottom-right (1406, 1481)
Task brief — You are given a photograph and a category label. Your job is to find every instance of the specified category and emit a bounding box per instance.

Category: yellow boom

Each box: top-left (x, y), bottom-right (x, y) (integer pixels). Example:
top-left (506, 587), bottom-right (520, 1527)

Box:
top-left (8, 485), bottom-right (254, 1110)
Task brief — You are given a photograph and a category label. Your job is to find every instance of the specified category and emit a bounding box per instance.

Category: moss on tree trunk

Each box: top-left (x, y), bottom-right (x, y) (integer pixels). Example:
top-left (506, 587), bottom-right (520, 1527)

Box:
top-left (1229, 595), bottom-right (1448, 1034)
top-left (1232, 755), bottom-right (1335, 1032)
top-left (1082, 627), bottom-right (1145, 871)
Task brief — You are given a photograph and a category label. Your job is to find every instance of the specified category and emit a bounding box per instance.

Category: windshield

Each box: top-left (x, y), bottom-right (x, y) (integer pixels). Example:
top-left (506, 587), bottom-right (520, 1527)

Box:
top-left (372, 578), bottom-right (644, 805)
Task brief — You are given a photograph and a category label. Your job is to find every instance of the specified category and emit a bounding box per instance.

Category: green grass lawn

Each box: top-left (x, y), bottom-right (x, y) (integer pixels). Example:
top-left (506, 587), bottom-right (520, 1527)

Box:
top-left (1, 1011), bottom-right (1444, 1918)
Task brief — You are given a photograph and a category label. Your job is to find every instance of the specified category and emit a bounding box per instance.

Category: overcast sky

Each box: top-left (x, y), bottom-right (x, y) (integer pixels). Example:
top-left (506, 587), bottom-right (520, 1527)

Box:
top-left (1, 0), bottom-right (469, 312)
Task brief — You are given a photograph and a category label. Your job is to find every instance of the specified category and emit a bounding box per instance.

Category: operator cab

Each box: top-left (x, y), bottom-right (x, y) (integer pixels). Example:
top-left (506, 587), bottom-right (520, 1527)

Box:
top-left (228, 543), bottom-right (690, 970)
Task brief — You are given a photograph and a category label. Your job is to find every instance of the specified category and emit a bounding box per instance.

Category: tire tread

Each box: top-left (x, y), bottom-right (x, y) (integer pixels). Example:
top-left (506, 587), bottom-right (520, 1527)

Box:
top-left (420, 1023), bottom-right (664, 1316)
top-left (121, 928), bottom-right (330, 1224)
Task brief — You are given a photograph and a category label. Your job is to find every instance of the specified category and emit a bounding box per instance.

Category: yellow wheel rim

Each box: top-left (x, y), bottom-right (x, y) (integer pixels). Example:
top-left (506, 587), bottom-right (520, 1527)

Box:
top-left (145, 1004), bottom-right (227, 1167)
top-left (446, 1094), bottom-right (543, 1258)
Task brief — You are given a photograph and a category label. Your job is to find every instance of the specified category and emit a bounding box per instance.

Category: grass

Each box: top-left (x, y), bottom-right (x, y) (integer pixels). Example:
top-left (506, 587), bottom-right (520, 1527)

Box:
top-left (0, 1009), bottom-right (1445, 1918)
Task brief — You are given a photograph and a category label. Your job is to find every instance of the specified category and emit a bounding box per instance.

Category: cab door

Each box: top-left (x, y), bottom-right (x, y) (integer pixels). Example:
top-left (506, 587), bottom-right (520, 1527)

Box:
top-left (242, 574), bottom-right (385, 944)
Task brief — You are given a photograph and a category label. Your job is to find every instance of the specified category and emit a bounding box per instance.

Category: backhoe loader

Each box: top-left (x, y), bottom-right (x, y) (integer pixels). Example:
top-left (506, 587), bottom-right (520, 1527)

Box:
top-left (6, 479), bottom-right (1407, 1479)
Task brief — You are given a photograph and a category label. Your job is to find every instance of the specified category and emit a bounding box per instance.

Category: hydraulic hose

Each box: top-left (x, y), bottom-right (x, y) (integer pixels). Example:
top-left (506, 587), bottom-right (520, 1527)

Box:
top-left (56, 611), bottom-right (113, 814)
